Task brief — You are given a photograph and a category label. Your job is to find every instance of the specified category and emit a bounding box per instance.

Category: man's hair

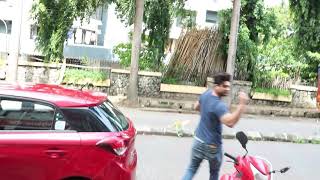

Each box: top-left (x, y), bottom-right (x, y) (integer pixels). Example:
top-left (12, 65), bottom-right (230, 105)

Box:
top-left (214, 72), bottom-right (231, 85)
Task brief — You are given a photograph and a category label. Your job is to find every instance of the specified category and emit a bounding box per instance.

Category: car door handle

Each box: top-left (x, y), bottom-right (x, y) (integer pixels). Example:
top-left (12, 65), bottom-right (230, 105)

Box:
top-left (45, 149), bottom-right (66, 159)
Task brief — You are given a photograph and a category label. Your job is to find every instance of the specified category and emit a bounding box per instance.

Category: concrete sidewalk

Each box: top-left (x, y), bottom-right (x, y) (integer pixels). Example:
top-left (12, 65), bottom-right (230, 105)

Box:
top-left (117, 106), bottom-right (320, 144)
top-left (109, 96), bottom-right (320, 118)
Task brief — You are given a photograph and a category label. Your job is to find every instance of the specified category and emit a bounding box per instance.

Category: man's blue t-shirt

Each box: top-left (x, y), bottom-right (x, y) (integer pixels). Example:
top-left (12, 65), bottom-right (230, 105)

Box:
top-left (195, 89), bottom-right (228, 146)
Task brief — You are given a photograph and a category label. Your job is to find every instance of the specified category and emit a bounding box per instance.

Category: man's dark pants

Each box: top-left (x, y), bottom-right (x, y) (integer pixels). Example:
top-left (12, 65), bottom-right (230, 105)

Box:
top-left (182, 139), bottom-right (223, 180)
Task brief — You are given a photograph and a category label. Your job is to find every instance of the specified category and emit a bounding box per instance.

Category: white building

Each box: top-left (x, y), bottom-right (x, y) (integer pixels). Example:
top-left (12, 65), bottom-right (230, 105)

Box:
top-left (0, 0), bottom-right (113, 63)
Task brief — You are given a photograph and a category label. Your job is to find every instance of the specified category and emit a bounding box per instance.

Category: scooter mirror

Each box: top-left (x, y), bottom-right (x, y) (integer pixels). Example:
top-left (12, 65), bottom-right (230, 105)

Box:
top-left (236, 131), bottom-right (248, 149)
top-left (280, 167), bottom-right (290, 173)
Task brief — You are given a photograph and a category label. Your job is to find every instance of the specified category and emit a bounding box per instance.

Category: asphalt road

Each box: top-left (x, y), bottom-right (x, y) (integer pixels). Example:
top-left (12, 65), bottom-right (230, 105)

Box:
top-left (119, 107), bottom-right (320, 137)
top-left (135, 135), bottom-right (320, 180)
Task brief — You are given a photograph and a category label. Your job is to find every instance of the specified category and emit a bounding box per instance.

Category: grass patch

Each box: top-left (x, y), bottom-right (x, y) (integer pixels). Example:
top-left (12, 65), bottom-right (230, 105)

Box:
top-left (162, 77), bottom-right (179, 85)
top-left (293, 138), bottom-right (307, 144)
top-left (63, 68), bottom-right (109, 84)
top-left (253, 88), bottom-right (291, 97)
top-left (311, 139), bottom-right (320, 144)
top-left (161, 77), bottom-right (202, 86)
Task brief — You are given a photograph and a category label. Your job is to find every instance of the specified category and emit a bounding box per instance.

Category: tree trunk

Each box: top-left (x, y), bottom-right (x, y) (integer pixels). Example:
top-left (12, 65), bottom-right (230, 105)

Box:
top-left (226, 0), bottom-right (241, 107)
top-left (127, 0), bottom-right (144, 104)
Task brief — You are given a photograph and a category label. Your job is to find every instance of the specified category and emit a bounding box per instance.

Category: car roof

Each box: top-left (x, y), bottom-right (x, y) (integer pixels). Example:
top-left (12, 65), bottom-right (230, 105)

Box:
top-left (0, 83), bottom-right (107, 107)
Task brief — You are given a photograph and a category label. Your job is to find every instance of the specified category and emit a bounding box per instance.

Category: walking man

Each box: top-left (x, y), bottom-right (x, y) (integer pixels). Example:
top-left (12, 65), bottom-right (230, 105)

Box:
top-left (182, 72), bottom-right (248, 180)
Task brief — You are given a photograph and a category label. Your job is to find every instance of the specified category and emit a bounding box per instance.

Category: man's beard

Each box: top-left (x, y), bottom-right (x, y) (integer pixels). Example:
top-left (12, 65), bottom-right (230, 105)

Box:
top-left (219, 92), bottom-right (228, 97)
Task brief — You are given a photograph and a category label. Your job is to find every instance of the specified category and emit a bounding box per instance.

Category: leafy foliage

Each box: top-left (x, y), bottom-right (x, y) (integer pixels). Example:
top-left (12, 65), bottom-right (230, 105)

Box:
top-left (289, 0), bottom-right (320, 83)
top-left (289, 0), bottom-right (320, 53)
top-left (219, 1), bottom-right (319, 88)
top-left (254, 6), bottom-right (308, 88)
top-left (175, 9), bottom-right (197, 28)
top-left (241, 0), bottom-right (276, 43)
top-left (31, 0), bottom-right (113, 62)
top-left (32, 0), bottom-right (186, 68)
top-left (219, 0), bottom-right (276, 81)
top-left (115, 0), bottom-right (186, 69)
top-left (305, 52), bottom-right (320, 81)
top-left (113, 42), bottom-right (158, 71)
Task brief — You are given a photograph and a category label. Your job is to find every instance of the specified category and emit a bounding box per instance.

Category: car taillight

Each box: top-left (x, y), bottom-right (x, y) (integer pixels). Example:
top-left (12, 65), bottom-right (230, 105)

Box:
top-left (96, 136), bottom-right (128, 156)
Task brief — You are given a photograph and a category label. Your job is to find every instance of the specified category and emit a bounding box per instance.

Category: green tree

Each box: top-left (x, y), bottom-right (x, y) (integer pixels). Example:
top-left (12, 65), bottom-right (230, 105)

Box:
top-left (254, 6), bottom-right (308, 88)
top-left (289, 0), bottom-right (320, 82)
top-left (115, 0), bottom-right (186, 69)
top-left (219, 0), bottom-right (276, 81)
top-left (32, 0), bottom-right (186, 67)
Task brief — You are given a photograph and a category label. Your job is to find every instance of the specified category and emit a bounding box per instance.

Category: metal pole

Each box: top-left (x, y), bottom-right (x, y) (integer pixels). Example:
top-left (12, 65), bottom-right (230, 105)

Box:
top-left (7, 0), bottom-right (23, 82)
top-left (225, 0), bottom-right (241, 107)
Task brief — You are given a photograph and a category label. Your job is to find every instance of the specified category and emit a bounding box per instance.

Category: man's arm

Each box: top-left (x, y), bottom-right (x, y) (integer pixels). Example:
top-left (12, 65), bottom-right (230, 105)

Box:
top-left (220, 92), bottom-right (248, 128)
top-left (220, 105), bottom-right (245, 128)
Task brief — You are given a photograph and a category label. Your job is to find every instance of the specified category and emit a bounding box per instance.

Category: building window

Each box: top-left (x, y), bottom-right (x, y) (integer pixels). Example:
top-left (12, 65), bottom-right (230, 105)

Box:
top-left (206, 10), bottom-right (218, 24)
top-left (0, 20), bottom-right (12, 34)
top-left (91, 6), bottom-right (104, 21)
top-left (30, 25), bottom-right (38, 39)
top-left (68, 28), bottom-right (97, 45)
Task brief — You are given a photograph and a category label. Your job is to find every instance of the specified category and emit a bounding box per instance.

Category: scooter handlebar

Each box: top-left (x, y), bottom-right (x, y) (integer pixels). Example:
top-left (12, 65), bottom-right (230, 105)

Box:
top-left (224, 152), bottom-right (238, 163)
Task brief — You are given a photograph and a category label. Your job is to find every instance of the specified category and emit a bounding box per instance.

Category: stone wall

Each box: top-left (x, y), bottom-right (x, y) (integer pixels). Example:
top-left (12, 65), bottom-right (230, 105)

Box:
top-left (290, 85), bottom-right (317, 108)
top-left (17, 62), bottom-right (60, 84)
top-left (249, 85), bottom-right (317, 108)
top-left (160, 92), bottom-right (200, 100)
top-left (109, 69), bottom-right (129, 96)
top-left (207, 77), bottom-right (252, 103)
top-left (231, 81), bottom-right (252, 104)
top-left (5, 62), bottom-right (318, 109)
top-left (249, 99), bottom-right (291, 107)
top-left (159, 84), bottom-right (207, 100)
top-left (109, 69), bottom-right (162, 97)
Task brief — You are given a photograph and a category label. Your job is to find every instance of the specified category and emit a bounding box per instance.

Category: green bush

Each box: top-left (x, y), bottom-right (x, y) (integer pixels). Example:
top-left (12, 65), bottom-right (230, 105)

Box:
top-left (162, 77), bottom-right (179, 84)
top-left (113, 43), bottom-right (159, 71)
top-left (63, 68), bottom-right (109, 84)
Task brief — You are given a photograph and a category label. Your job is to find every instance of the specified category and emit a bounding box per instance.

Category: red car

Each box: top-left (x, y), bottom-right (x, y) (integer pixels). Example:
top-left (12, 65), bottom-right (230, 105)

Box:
top-left (0, 83), bottom-right (137, 180)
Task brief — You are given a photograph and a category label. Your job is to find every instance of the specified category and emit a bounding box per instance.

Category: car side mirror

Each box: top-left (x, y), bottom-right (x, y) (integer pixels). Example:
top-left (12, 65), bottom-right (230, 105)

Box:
top-left (236, 131), bottom-right (248, 149)
top-left (54, 120), bottom-right (66, 130)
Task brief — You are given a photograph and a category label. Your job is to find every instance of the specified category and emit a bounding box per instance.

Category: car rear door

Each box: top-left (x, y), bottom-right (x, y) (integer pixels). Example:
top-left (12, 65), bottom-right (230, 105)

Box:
top-left (0, 97), bottom-right (81, 180)
top-left (59, 101), bottom-right (137, 180)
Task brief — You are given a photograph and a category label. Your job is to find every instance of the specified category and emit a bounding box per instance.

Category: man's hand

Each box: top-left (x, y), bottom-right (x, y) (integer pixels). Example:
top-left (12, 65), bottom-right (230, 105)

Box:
top-left (238, 92), bottom-right (248, 105)
top-left (221, 92), bottom-right (249, 128)
top-left (194, 101), bottom-right (200, 111)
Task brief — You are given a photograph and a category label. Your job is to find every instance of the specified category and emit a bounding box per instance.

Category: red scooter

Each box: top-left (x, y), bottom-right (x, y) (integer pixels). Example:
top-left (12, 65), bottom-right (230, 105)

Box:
top-left (220, 131), bottom-right (290, 180)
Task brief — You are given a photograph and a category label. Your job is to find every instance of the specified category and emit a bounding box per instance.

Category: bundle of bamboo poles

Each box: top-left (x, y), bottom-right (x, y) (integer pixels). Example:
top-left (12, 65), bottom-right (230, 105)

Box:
top-left (164, 28), bottom-right (225, 86)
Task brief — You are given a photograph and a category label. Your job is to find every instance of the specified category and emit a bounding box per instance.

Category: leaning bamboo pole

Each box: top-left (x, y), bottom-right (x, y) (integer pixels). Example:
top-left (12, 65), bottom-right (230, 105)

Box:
top-left (164, 28), bottom-right (226, 86)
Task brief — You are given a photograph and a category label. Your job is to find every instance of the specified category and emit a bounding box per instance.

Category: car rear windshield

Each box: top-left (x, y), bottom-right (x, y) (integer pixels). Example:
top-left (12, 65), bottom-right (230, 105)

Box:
top-left (91, 100), bottom-right (129, 131)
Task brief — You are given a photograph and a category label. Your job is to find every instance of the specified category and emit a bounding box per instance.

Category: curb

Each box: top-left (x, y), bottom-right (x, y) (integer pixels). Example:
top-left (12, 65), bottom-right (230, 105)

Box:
top-left (136, 127), bottom-right (320, 144)
top-left (140, 107), bottom-right (198, 114)
top-left (139, 107), bottom-right (320, 118)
